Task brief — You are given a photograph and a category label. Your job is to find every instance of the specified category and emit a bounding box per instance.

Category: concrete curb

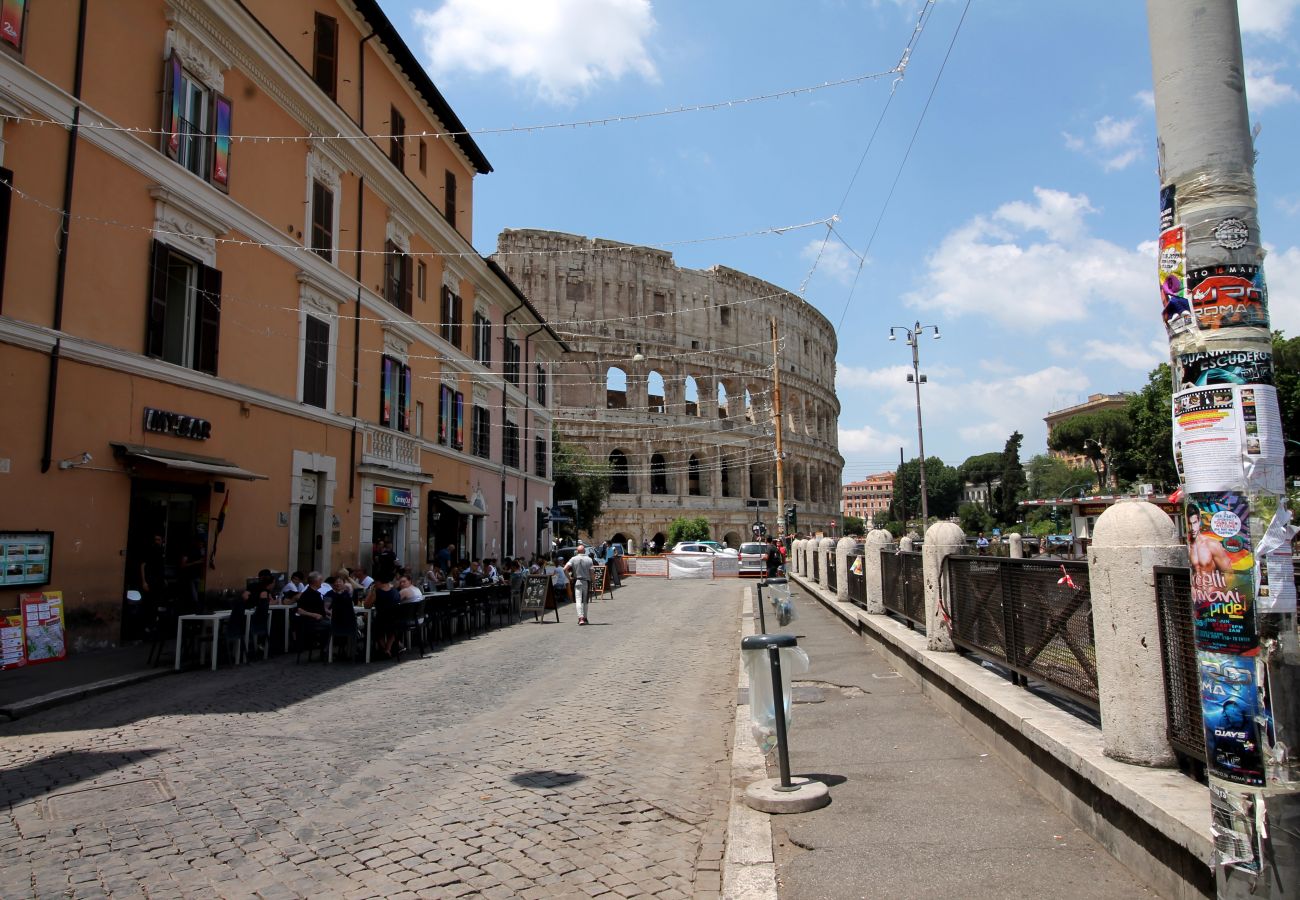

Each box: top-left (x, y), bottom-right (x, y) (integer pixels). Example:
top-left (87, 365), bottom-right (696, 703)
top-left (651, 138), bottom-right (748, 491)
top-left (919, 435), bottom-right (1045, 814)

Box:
top-left (721, 587), bottom-right (778, 900)
top-left (0, 668), bottom-right (173, 721)
top-left (789, 572), bottom-right (1215, 900)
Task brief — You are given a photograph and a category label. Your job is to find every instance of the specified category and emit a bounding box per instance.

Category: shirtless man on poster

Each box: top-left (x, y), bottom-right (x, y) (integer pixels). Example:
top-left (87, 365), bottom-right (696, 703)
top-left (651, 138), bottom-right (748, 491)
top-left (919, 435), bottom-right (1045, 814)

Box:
top-left (1188, 506), bottom-right (1233, 586)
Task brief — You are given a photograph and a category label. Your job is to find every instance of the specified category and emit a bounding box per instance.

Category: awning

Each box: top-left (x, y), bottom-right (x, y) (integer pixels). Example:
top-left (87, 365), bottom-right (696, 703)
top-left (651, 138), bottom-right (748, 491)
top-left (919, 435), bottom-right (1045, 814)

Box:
top-left (112, 442), bottom-right (268, 481)
top-left (438, 497), bottom-right (487, 517)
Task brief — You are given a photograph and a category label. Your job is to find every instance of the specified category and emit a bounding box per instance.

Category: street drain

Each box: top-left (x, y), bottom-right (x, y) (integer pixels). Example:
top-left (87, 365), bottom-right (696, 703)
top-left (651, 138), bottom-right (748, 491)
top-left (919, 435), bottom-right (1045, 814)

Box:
top-left (42, 777), bottom-right (174, 821)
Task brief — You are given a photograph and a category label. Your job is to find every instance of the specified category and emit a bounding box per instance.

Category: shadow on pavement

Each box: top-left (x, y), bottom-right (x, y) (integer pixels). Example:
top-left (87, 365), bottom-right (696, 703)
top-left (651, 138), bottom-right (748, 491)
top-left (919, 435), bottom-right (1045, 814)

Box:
top-left (510, 769), bottom-right (587, 789)
top-left (0, 748), bottom-right (167, 808)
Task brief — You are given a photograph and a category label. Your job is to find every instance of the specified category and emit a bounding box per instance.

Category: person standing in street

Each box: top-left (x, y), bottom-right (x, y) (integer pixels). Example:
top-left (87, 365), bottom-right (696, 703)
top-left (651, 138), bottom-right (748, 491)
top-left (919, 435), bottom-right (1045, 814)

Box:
top-left (564, 543), bottom-right (595, 626)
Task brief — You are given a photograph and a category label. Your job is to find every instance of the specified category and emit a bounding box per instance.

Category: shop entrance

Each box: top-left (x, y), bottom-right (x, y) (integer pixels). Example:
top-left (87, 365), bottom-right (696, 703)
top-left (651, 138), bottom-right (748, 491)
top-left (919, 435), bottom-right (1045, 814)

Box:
top-left (123, 480), bottom-right (210, 637)
top-left (372, 512), bottom-right (405, 567)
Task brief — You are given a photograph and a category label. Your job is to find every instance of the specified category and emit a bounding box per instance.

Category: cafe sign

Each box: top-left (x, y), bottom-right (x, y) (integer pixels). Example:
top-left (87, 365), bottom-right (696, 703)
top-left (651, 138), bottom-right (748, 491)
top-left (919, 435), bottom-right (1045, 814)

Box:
top-left (375, 486), bottom-right (413, 508)
top-left (143, 407), bottom-right (212, 441)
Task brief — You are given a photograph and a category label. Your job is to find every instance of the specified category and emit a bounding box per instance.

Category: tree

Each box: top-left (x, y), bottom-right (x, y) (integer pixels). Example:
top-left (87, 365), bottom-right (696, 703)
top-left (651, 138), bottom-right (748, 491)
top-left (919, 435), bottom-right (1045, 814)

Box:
top-left (1046, 408), bottom-right (1132, 490)
top-left (958, 502), bottom-right (993, 534)
top-left (841, 515), bottom-right (866, 536)
top-left (667, 517), bottom-right (710, 545)
top-left (1026, 453), bottom-right (1097, 499)
top-left (996, 431), bottom-right (1027, 525)
top-left (551, 428), bottom-right (611, 538)
top-left (1125, 364), bottom-right (1177, 490)
top-left (1273, 331), bottom-right (1300, 479)
top-left (958, 451), bottom-right (1002, 510)
top-left (890, 456), bottom-right (962, 523)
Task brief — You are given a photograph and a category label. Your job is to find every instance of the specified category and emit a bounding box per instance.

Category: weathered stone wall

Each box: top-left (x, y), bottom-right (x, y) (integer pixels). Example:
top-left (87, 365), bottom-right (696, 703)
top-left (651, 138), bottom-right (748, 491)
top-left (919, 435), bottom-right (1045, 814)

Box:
top-left (495, 229), bottom-right (843, 548)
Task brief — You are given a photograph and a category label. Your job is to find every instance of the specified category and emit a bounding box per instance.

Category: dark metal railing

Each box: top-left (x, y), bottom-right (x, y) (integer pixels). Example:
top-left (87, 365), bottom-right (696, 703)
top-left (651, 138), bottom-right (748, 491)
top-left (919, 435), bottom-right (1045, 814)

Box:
top-left (1154, 565), bottom-right (1205, 767)
top-left (880, 548), bottom-right (925, 630)
top-left (847, 553), bottom-right (866, 608)
top-left (946, 555), bottom-right (1098, 709)
top-left (812, 548), bottom-right (820, 582)
top-left (826, 552), bottom-right (837, 592)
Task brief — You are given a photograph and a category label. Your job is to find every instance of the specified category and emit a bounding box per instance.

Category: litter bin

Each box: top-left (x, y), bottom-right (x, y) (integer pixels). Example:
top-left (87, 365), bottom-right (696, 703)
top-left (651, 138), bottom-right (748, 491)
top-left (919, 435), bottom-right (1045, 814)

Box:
top-left (742, 633), bottom-right (809, 781)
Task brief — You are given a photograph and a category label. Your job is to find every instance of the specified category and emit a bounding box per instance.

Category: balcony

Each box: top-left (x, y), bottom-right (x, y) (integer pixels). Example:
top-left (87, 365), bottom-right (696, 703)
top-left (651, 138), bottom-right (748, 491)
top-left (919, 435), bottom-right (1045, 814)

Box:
top-left (362, 426), bottom-right (421, 474)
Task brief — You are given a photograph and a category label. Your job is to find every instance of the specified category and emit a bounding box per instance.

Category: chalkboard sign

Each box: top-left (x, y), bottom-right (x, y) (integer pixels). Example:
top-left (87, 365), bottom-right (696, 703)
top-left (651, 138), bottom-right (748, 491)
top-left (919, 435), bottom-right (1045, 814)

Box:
top-left (591, 565), bottom-right (608, 599)
top-left (521, 574), bottom-right (549, 612)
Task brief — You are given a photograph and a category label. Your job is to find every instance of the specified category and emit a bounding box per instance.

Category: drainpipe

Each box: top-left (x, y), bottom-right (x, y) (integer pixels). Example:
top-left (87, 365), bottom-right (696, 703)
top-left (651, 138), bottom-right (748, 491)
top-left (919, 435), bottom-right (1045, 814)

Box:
top-left (348, 30), bottom-right (378, 500)
top-left (40, 0), bottom-right (89, 473)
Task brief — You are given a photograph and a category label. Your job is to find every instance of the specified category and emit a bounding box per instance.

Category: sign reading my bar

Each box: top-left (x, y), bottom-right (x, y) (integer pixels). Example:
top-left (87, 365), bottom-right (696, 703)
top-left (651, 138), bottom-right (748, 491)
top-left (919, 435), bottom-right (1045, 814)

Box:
top-left (143, 407), bottom-right (212, 441)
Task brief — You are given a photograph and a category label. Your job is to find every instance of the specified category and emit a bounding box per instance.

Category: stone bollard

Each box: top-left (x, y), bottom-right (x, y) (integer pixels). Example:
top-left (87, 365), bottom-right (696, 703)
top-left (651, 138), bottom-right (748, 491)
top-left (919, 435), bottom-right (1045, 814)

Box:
top-left (791, 539), bottom-right (804, 576)
top-left (817, 538), bottom-right (835, 591)
top-left (862, 529), bottom-right (893, 614)
top-left (1009, 533), bottom-right (1023, 559)
top-left (922, 522), bottom-right (965, 651)
top-left (899, 535), bottom-right (913, 553)
top-left (835, 537), bottom-right (857, 604)
top-left (1089, 501), bottom-right (1184, 767)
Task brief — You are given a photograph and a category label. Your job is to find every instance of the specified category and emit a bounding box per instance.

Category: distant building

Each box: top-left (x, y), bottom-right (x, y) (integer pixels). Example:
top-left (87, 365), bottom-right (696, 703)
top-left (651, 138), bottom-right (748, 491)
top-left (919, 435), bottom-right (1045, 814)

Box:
top-left (841, 473), bottom-right (894, 527)
top-left (1043, 393), bottom-right (1132, 470)
top-left (961, 478), bottom-right (1001, 507)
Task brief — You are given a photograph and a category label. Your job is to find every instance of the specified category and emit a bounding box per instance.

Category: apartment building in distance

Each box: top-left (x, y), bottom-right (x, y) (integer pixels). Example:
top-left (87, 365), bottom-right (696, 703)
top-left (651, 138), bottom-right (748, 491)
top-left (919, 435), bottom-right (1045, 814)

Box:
top-left (841, 472), bottom-right (894, 527)
top-left (0, 0), bottom-right (564, 646)
top-left (1043, 392), bottom-right (1131, 469)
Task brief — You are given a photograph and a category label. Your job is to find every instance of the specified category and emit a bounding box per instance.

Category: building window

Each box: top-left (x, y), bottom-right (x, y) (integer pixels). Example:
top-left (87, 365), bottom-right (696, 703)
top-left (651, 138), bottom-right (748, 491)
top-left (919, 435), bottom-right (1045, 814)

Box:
top-left (473, 311), bottom-right (491, 366)
top-left (146, 239), bottom-right (221, 375)
top-left (0, 167), bottom-right (11, 312)
top-left (379, 356), bottom-right (412, 432)
top-left (302, 314), bottom-right (330, 408)
top-left (161, 54), bottom-right (231, 191)
top-left (310, 180), bottom-right (334, 261)
top-left (384, 240), bottom-right (412, 313)
top-left (389, 106), bottom-right (405, 171)
top-left (415, 400), bottom-right (424, 438)
top-left (312, 13), bottom-right (338, 100)
top-left (440, 286), bottom-right (463, 348)
top-left (609, 450), bottom-right (630, 494)
top-left (720, 305), bottom-right (731, 326)
top-left (534, 435), bottom-right (547, 477)
top-left (503, 419), bottom-right (520, 469)
top-left (535, 364), bottom-right (547, 406)
top-left (504, 337), bottom-right (520, 385)
top-left (419, 138), bottom-right (427, 174)
top-left (444, 170), bottom-right (457, 229)
top-left (471, 405), bottom-right (491, 459)
top-left (436, 387), bottom-right (465, 449)
top-left (651, 454), bottom-right (668, 495)
top-left (417, 261), bottom-right (427, 301)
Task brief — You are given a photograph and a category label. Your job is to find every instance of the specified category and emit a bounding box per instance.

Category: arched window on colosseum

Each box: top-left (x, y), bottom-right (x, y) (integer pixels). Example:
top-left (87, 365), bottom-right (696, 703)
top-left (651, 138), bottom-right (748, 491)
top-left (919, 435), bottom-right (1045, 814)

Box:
top-left (684, 376), bottom-right (700, 416)
top-left (721, 463), bottom-right (733, 498)
top-left (609, 450), bottom-right (630, 494)
top-left (651, 453), bottom-right (669, 495)
top-left (606, 367), bottom-right (627, 410)
top-left (748, 462), bottom-right (767, 498)
top-left (784, 392), bottom-right (798, 433)
top-left (743, 389), bottom-right (754, 424)
top-left (647, 370), bottom-right (666, 414)
top-left (802, 397), bottom-right (813, 436)
top-left (717, 381), bottom-right (729, 419)
top-left (688, 455), bottom-right (702, 496)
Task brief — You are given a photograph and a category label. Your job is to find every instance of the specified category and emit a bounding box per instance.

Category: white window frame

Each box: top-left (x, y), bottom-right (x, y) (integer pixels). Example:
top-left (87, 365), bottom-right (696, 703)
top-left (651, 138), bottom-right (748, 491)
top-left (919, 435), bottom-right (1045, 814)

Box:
top-left (305, 147), bottom-right (343, 266)
top-left (296, 274), bottom-right (343, 413)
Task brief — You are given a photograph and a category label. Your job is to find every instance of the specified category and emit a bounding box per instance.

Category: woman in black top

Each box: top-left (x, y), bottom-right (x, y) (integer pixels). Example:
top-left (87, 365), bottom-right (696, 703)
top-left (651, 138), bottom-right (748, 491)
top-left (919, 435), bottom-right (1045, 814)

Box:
top-left (365, 576), bottom-right (402, 658)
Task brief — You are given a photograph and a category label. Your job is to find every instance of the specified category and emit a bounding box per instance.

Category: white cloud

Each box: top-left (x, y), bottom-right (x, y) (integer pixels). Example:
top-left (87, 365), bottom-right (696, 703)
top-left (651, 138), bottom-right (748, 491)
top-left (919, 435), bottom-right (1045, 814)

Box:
top-left (1278, 196), bottom-right (1300, 216)
top-left (1062, 115), bottom-right (1143, 172)
top-left (1246, 59), bottom-right (1299, 108)
top-left (802, 237), bottom-right (862, 285)
top-left (1134, 89), bottom-right (1155, 110)
top-left (1266, 244), bottom-right (1300, 335)
top-left (1078, 338), bottom-right (1165, 371)
top-left (1239, 0), bottom-right (1300, 36)
top-left (413, 0), bottom-right (658, 104)
top-left (838, 423), bottom-right (908, 456)
top-left (904, 187), bottom-right (1153, 330)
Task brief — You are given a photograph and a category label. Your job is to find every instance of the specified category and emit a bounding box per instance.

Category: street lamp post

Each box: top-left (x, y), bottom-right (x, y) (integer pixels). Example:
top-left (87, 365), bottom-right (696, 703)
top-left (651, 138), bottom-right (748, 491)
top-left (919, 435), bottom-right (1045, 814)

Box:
top-left (889, 321), bottom-right (941, 535)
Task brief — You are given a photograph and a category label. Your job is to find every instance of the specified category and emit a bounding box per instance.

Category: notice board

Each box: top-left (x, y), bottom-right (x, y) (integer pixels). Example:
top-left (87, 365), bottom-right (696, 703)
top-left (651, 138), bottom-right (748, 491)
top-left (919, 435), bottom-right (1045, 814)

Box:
top-left (521, 574), bottom-right (550, 612)
top-left (591, 565), bottom-right (608, 598)
top-left (20, 591), bottom-right (66, 664)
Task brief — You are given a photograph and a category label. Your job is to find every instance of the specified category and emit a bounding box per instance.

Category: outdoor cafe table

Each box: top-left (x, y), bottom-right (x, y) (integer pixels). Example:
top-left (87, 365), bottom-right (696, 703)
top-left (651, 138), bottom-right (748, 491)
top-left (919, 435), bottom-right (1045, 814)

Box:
top-left (175, 610), bottom-right (230, 672)
top-left (326, 606), bottom-right (373, 664)
top-left (266, 603), bottom-right (297, 653)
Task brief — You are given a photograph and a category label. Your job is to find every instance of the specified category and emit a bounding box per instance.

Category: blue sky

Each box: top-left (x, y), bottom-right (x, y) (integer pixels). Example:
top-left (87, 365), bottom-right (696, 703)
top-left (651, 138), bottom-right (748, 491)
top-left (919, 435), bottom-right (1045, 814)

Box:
top-left (380, 0), bottom-right (1300, 482)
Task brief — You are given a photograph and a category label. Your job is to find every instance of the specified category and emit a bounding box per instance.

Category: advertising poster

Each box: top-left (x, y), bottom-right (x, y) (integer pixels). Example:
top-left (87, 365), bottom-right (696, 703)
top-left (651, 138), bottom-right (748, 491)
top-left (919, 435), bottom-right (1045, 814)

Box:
top-left (0, 613), bottom-right (24, 669)
top-left (1, 0), bottom-right (27, 54)
top-left (1159, 183), bottom-right (1176, 232)
top-left (0, 532), bottom-right (53, 587)
top-left (1257, 545), bottom-right (1298, 614)
top-left (1159, 227), bottom-right (1193, 335)
top-left (20, 591), bottom-right (66, 664)
top-left (1173, 385), bottom-right (1285, 494)
top-left (1186, 263), bottom-right (1268, 331)
top-left (1188, 493), bottom-right (1257, 654)
top-left (1200, 651), bottom-right (1266, 786)
top-left (1175, 348), bottom-right (1273, 390)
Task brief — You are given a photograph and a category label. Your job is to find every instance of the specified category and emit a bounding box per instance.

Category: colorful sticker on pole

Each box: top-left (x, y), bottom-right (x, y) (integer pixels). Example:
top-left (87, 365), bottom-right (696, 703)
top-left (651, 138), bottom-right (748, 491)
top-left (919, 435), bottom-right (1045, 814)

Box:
top-left (19, 591), bottom-right (65, 664)
top-left (1210, 782), bottom-right (1263, 872)
top-left (1175, 348), bottom-right (1273, 389)
top-left (1188, 493), bottom-right (1257, 655)
top-left (1159, 227), bottom-right (1193, 335)
top-left (1159, 183), bottom-right (1176, 232)
top-left (1186, 263), bottom-right (1268, 331)
top-left (1200, 651), bottom-right (1265, 786)
top-left (1173, 386), bottom-right (1285, 495)
top-left (0, 613), bottom-right (24, 669)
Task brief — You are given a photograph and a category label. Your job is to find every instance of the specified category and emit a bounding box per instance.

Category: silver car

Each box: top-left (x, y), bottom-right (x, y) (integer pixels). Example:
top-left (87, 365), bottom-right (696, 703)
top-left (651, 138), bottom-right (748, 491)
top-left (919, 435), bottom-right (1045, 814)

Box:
top-left (738, 541), bottom-right (768, 577)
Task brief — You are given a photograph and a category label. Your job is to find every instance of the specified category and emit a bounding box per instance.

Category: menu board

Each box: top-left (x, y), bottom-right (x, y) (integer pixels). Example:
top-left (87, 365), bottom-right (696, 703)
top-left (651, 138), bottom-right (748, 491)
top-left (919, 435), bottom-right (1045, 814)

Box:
top-left (1, 531), bottom-right (53, 588)
top-left (592, 565), bottom-right (608, 598)
top-left (20, 591), bottom-right (65, 664)
top-left (521, 574), bottom-right (550, 612)
top-left (0, 613), bottom-right (25, 669)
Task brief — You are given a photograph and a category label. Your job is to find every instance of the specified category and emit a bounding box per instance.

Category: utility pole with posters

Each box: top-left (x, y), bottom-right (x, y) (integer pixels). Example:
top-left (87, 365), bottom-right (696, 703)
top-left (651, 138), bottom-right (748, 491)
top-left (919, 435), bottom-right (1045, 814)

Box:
top-left (1148, 2), bottom-right (1298, 895)
top-left (771, 316), bottom-right (787, 539)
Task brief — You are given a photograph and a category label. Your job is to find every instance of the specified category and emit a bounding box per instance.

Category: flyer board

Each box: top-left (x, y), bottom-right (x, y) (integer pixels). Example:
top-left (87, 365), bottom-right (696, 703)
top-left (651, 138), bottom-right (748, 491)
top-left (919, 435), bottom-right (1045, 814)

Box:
top-left (20, 591), bottom-right (66, 664)
top-left (1, 613), bottom-right (25, 669)
top-left (1, 531), bottom-right (53, 588)
top-left (1173, 385), bottom-right (1285, 495)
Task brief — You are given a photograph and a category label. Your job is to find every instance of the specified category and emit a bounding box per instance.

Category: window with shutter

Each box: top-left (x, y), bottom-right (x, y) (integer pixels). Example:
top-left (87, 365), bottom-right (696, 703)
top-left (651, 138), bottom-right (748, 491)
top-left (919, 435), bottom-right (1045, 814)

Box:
top-left (452, 293), bottom-right (463, 348)
top-left (0, 166), bottom-right (11, 312)
top-left (160, 54), bottom-right (232, 189)
top-left (145, 239), bottom-right (221, 375)
top-left (380, 357), bottom-right (396, 428)
top-left (535, 364), bottom-right (547, 405)
top-left (312, 13), bottom-right (338, 100)
top-left (310, 180), bottom-right (334, 261)
top-left (384, 241), bottom-right (411, 313)
top-left (390, 106), bottom-right (405, 171)
top-left (419, 139), bottom-right (427, 174)
top-left (453, 391), bottom-right (464, 450)
top-left (303, 315), bottom-right (330, 408)
top-left (399, 364), bottom-right (412, 433)
top-left (535, 436), bottom-right (547, 477)
top-left (444, 171), bottom-right (457, 229)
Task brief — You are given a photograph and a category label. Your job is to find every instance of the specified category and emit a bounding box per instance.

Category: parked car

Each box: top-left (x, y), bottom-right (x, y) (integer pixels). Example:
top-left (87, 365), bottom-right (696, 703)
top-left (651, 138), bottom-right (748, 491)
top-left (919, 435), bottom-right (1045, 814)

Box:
top-left (738, 542), bottom-right (769, 577)
top-left (696, 540), bottom-right (739, 556)
top-left (669, 542), bottom-right (723, 556)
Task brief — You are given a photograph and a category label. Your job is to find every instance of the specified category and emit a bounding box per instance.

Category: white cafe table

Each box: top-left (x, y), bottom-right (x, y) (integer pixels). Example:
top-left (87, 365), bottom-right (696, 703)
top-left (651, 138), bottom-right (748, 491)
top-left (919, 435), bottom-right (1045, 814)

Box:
top-left (266, 604), bottom-right (297, 653)
top-left (326, 607), bottom-right (374, 663)
top-left (175, 610), bottom-right (231, 671)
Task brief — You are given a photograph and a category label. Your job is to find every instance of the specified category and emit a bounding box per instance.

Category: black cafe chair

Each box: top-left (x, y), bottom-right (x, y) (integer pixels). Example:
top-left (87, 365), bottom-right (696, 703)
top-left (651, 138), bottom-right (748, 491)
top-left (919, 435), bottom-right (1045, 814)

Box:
top-left (398, 598), bottom-right (428, 658)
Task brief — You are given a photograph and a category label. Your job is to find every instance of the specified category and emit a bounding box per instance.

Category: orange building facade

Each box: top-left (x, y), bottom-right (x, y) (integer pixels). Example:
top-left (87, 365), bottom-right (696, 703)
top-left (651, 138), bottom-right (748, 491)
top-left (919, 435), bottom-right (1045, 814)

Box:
top-left (840, 472), bottom-right (893, 526)
top-left (0, 0), bottom-right (564, 647)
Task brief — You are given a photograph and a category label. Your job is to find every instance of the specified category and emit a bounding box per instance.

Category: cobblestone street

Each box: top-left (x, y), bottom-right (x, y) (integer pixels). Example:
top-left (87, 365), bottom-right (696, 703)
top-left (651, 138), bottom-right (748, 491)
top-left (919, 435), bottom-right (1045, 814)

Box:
top-left (0, 579), bottom-right (742, 899)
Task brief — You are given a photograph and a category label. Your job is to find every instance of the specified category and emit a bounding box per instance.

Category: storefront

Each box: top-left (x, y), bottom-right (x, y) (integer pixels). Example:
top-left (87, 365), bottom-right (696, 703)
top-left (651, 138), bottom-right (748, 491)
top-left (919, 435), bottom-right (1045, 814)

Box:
top-left (427, 491), bottom-right (487, 566)
top-left (360, 480), bottom-right (423, 572)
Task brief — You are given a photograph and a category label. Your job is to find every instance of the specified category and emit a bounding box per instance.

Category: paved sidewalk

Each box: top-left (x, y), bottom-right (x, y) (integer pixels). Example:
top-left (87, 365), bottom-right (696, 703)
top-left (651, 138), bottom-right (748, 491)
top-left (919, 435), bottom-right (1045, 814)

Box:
top-left (758, 582), bottom-right (1155, 900)
top-left (0, 644), bottom-right (167, 719)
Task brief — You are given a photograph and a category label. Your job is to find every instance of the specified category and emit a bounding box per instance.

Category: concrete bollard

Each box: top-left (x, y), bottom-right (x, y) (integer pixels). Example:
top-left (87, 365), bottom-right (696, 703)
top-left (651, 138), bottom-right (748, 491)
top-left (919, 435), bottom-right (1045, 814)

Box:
top-left (1089, 501), bottom-right (1184, 767)
top-left (899, 535), bottom-right (913, 553)
top-left (862, 529), bottom-right (893, 614)
top-left (1009, 533), bottom-right (1023, 559)
top-left (835, 536), bottom-right (856, 603)
top-left (922, 521), bottom-right (965, 652)
top-left (792, 539), bottom-right (804, 575)
top-left (817, 538), bottom-right (835, 590)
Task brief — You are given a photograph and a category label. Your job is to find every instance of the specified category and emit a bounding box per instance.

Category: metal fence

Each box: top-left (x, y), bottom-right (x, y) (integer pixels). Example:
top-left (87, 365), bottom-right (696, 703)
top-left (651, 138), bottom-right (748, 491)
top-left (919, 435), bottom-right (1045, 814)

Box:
top-left (1154, 565), bottom-right (1205, 766)
top-left (946, 555), bottom-right (1098, 709)
top-left (880, 548), bottom-right (925, 629)
top-left (826, 552), bottom-right (837, 592)
top-left (812, 548), bottom-right (820, 582)
top-left (847, 553), bottom-right (866, 607)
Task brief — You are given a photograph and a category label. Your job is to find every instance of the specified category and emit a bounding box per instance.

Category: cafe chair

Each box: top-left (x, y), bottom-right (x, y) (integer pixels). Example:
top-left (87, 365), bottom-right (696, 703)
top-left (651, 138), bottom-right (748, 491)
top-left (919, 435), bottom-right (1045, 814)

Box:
top-left (398, 598), bottom-right (428, 658)
top-left (295, 613), bottom-right (328, 663)
top-left (328, 594), bottom-right (360, 662)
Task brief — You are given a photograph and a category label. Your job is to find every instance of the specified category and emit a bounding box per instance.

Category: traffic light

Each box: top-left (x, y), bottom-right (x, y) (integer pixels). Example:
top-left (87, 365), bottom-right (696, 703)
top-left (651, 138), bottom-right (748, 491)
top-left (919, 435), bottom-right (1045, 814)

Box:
top-left (785, 504), bottom-right (798, 530)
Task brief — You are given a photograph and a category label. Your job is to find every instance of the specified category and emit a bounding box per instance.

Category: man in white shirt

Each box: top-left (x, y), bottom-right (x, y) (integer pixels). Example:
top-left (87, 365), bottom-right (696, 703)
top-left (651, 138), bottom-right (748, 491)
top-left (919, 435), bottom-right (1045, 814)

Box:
top-left (351, 567), bottom-right (375, 592)
top-left (564, 544), bottom-right (595, 626)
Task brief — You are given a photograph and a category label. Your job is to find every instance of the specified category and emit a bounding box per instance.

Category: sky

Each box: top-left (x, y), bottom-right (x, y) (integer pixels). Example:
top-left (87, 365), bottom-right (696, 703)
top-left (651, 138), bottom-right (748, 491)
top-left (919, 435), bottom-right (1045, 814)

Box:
top-left (378, 0), bottom-right (1300, 483)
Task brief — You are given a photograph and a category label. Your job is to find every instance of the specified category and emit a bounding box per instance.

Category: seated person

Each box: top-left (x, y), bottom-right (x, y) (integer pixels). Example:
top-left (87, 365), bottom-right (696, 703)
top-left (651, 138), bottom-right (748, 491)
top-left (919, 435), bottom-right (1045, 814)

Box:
top-left (397, 574), bottom-right (422, 603)
top-left (295, 572), bottom-right (330, 637)
top-left (462, 561), bottom-right (484, 587)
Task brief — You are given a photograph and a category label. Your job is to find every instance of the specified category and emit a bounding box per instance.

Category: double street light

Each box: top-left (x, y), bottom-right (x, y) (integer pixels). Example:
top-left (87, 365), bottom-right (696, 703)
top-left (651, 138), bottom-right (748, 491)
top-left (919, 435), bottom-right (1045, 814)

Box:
top-left (889, 322), bottom-right (941, 535)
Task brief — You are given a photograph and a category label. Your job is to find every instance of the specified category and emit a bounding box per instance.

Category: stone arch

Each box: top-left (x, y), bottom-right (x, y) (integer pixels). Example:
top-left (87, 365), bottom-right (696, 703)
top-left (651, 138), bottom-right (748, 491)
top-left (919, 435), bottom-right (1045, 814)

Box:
top-left (606, 366), bottom-right (627, 410)
top-left (651, 453), bottom-right (669, 495)
top-left (609, 449), bottom-right (630, 494)
top-left (716, 380), bottom-right (729, 419)
top-left (723, 531), bottom-right (741, 549)
top-left (647, 370), bottom-right (666, 414)
top-left (721, 459), bottom-right (735, 498)
top-left (684, 375), bottom-right (700, 416)
top-left (744, 388), bottom-right (754, 424)
top-left (688, 454), bottom-right (702, 496)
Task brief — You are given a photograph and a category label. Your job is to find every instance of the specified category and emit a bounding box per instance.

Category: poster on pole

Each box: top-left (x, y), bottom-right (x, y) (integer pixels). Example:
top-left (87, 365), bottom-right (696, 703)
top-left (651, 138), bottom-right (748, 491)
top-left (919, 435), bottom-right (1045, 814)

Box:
top-left (1199, 650), bottom-right (1266, 787)
top-left (1186, 263), bottom-right (1268, 331)
top-left (1174, 348), bottom-right (1273, 390)
top-left (1188, 493), bottom-right (1257, 655)
top-left (1173, 385), bottom-right (1285, 494)
top-left (19, 591), bottom-right (65, 664)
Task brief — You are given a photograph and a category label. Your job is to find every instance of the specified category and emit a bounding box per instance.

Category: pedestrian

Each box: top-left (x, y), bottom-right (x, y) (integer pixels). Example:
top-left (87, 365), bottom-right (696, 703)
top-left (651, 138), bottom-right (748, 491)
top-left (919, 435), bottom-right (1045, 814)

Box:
top-left (564, 542), bottom-right (595, 626)
top-left (976, 532), bottom-right (990, 555)
top-left (640, 538), bottom-right (649, 556)
top-left (139, 532), bottom-right (168, 620)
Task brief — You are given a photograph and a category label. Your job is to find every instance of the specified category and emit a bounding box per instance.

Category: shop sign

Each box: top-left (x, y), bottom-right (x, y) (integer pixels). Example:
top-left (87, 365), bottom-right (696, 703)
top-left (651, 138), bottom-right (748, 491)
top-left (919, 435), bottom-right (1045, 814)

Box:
top-left (375, 486), bottom-right (413, 508)
top-left (143, 407), bottom-right (212, 441)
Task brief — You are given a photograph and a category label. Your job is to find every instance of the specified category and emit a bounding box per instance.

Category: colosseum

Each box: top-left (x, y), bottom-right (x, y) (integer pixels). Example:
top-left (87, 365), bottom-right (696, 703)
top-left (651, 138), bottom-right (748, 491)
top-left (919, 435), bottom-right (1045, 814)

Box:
top-left (494, 229), bottom-right (843, 550)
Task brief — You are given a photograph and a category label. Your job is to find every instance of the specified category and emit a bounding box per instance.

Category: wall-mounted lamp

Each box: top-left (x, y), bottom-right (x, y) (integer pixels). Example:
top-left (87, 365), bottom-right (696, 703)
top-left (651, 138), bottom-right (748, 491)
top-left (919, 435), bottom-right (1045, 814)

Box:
top-left (58, 452), bottom-right (93, 470)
